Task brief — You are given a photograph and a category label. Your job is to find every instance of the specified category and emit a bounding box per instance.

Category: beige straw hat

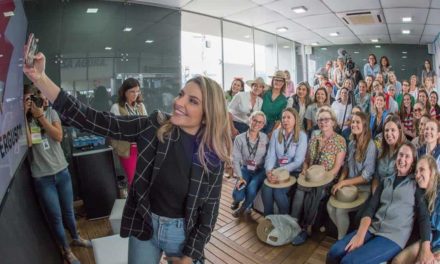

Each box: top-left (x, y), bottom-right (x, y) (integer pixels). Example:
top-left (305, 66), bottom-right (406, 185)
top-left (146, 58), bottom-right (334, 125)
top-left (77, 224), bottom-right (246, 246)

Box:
top-left (329, 185), bottom-right (369, 209)
top-left (264, 168), bottom-right (296, 188)
top-left (297, 165), bottom-right (334, 187)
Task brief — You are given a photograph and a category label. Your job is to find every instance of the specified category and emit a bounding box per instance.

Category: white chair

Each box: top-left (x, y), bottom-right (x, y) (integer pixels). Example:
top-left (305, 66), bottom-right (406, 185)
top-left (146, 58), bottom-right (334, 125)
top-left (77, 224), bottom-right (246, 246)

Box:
top-left (109, 199), bottom-right (126, 234)
top-left (91, 235), bottom-right (128, 264)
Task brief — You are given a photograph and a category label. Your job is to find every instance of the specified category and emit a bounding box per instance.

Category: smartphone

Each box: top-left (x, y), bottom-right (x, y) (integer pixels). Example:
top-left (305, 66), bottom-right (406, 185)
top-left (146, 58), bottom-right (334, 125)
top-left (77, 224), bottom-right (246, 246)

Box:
top-left (24, 33), bottom-right (38, 67)
top-left (237, 182), bottom-right (246, 191)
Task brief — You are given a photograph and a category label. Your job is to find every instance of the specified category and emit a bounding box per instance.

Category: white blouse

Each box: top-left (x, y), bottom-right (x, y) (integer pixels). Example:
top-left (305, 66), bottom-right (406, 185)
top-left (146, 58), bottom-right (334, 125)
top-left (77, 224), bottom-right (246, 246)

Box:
top-left (228, 91), bottom-right (263, 125)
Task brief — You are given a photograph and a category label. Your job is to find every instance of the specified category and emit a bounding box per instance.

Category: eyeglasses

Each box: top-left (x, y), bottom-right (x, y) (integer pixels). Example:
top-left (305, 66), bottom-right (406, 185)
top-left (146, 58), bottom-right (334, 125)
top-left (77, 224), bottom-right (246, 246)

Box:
top-left (317, 117), bottom-right (332, 124)
top-left (274, 78), bottom-right (285, 83)
top-left (252, 119), bottom-right (264, 125)
top-left (414, 108), bottom-right (422, 112)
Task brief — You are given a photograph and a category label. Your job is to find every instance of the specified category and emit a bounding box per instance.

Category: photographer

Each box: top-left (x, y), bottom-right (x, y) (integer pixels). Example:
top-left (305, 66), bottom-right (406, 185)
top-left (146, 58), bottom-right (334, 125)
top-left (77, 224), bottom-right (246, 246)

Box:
top-left (24, 85), bottom-right (91, 264)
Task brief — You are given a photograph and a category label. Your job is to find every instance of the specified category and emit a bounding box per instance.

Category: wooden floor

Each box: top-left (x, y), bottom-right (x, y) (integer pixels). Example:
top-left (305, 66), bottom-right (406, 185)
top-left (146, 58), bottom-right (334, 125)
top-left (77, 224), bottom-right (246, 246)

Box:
top-left (71, 176), bottom-right (335, 264)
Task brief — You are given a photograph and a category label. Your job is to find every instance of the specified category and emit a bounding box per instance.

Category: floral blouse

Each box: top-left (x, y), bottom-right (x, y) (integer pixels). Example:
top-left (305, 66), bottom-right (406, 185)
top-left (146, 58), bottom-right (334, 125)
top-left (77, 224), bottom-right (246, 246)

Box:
top-left (308, 132), bottom-right (346, 171)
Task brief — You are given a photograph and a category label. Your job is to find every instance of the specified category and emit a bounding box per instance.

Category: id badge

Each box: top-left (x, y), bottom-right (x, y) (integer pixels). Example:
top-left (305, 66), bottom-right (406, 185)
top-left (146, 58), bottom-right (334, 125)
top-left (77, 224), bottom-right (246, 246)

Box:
top-left (30, 125), bottom-right (42, 144)
top-left (278, 156), bottom-right (289, 165)
top-left (246, 160), bottom-right (256, 171)
top-left (42, 138), bottom-right (50, 150)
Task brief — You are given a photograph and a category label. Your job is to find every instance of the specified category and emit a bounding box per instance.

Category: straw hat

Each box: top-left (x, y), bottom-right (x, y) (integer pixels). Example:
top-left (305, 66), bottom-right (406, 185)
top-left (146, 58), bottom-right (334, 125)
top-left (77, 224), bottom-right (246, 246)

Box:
top-left (246, 77), bottom-right (269, 90)
top-left (297, 165), bottom-right (334, 187)
top-left (269, 70), bottom-right (286, 81)
top-left (329, 185), bottom-right (369, 209)
top-left (264, 168), bottom-right (296, 188)
top-left (256, 215), bottom-right (301, 246)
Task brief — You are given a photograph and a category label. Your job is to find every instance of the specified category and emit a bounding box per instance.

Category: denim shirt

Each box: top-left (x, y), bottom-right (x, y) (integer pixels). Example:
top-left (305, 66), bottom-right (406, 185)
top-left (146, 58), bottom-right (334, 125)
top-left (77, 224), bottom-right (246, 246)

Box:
top-left (431, 192), bottom-right (440, 252)
top-left (374, 150), bottom-right (397, 182)
top-left (265, 128), bottom-right (307, 173)
top-left (347, 139), bottom-right (377, 182)
top-left (363, 63), bottom-right (380, 78)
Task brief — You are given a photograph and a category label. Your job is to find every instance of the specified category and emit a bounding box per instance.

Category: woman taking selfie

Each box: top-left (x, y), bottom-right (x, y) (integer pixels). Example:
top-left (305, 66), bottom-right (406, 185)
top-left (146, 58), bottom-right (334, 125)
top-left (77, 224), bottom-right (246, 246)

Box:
top-left (24, 52), bottom-right (232, 264)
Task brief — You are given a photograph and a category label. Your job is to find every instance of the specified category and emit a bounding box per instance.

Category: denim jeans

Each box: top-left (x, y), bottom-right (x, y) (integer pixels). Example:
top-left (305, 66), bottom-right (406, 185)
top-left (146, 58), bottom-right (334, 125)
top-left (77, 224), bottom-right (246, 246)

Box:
top-left (261, 184), bottom-right (291, 215)
top-left (33, 168), bottom-right (79, 249)
top-left (326, 230), bottom-right (401, 264)
top-left (233, 121), bottom-right (249, 134)
top-left (232, 167), bottom-right (266, 210)
top-left (128, 213), bottom-right (202, 264)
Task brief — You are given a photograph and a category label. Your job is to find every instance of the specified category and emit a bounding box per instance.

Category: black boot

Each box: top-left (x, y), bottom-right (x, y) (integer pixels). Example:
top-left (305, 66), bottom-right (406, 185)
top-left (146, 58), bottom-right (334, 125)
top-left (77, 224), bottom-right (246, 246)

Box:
top-left (230, 201), bottom-right (239, 210)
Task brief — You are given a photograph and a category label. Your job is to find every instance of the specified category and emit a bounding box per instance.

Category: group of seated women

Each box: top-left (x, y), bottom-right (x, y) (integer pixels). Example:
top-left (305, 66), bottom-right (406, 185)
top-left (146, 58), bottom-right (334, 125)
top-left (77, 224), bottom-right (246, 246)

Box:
top-left (227, 72), bottom-right (440, 263)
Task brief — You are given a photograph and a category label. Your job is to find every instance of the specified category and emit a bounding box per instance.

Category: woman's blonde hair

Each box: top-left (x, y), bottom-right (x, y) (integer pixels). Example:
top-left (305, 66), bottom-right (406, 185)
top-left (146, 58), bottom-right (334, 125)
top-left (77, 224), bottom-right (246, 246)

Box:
top-left (157, 75), bottom-right (232, 171)
top-left (249, 110), bottom-right (266, 126)
top-left (316, 106), bottom-right (338, 130)
top-left (278, 107), bottom-right (301, 144)
top-left (418, 155), bottom-right (439, 213)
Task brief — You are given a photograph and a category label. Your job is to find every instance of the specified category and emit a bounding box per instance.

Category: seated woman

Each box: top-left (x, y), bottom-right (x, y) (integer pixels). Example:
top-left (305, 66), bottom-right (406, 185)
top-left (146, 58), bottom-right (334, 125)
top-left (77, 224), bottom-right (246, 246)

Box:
top-left (262, 108), bottom-right (307, 215)
top-left (291, 106), bottom-right (346, 243)
top-left (327, 112), bottom-right (376, 240)
top-left (287, 81), bottom-right (312, 130)
top-left (370, 93), bottom-right (388, 139)
top-left (412, 114), bottom-right (430, 149)
top-left (230, 111), bottom-right (269, 217)
top-left (327, 143), bottom-right (431, 264)
top-left (331, 87), bottom-right (353, 132)
top-left (305, 87), bottom-right (329, 136)
top-left (392, 155), bottom-right (440, 264)
top-left (418, 119), bottom-right (440, 167)
top-left (228, 77), bottom-right (265, 135)
top-left (400, 93), bottom-right (415, 140)
top-left (225, 78), bottom-right (244, 103)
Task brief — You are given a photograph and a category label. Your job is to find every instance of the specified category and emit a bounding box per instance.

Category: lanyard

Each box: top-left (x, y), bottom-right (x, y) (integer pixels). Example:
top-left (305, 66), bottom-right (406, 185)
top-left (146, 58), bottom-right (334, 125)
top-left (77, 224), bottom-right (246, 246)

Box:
top-left (283, 132), bottom-right (293, 155)
top-left (246, 132), bottom-right (260, 160)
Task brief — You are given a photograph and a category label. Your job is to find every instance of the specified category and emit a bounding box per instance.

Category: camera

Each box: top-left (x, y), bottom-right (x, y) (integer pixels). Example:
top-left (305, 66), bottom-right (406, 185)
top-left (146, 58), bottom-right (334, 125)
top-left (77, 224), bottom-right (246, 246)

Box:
top-left (337, 48), bottom-right (355, 71)
top-left (30, 94), bottom-right (44, 108)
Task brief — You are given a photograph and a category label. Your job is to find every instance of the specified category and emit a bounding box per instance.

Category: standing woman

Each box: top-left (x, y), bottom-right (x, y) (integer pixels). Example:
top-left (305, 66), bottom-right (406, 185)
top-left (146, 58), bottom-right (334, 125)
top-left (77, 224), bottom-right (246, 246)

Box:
top-left (379, 56), bottom-right (392, 83)
top-left (331, 87), bottom-right (353, 132)
top-left (430, 91), bottom-right (440, 121)
top-left (327, 143), bottom-right (431, 264)
top-left (327, 112), bottom-right (376, 240)
top-left (284, 70), bottom-right (295, 97)
top-left (422, 59), bottom-right (437, 87)
top-left (387, 72), bottom-right (402, 96)
top-left (392, 155), bottom-right (440, 264)
top-left (372, 115), bottom-right (406, 192)
top-left (261, 71), bottom-right (288, 134)
top-left (305, 87), bottom-right (329, 135)
top-left (225, 78), bottom-right (244, 103)
top-left (400, 93), bottom-right (416, 140)
top-left (354, 80), bottom-right (370, 114)
top-left (365, 75), bottom-right (374, 94)
top-left (333, 57), bottom-right (346, 90)
top-left (363, 54), bottom-right (380, 78)
top-left (228, 77), bottom-right (265, 135)
top-left (230, 111), bottom-right (269, 217)
top-left (370, 93), bottom-right (388, 139)
top-left (418, 89), bottom-right (433, 118)
top-left (110, 78), bottom-right (147, 185)
top-left (409, 75), bottom-right (419, 99)
top-left (262, 108), bottom-right (307, 215)
top-left (287, 81), bottom-right (312, 130)
top-left (24, 52), bottom-right (232, 264)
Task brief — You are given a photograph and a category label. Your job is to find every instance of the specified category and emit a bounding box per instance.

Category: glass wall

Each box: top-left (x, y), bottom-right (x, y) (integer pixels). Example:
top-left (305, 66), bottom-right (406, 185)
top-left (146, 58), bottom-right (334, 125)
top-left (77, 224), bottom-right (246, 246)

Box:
top-left (277, 37), bottom-right (295, 84)
top-left (254, 29), bottom-right (277, 84)
top-left (25, 1), bottom-right (181, 113)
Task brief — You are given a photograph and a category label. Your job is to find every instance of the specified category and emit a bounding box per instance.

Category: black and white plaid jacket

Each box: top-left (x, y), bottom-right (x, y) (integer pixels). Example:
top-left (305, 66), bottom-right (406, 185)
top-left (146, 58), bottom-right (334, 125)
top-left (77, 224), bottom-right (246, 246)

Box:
top-left (53, 91), bottom-right (224, 261)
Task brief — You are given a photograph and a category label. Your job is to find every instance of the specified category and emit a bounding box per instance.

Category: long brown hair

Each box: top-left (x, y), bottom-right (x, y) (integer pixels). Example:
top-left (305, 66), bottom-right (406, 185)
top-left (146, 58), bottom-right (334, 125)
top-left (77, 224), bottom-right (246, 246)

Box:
top-left (117, 78), bottom-right (142, 107)
top-left (351, 112), bottom-right (372, 162)
top-left (418, 155), bottom-right (439, 213)
top-left (278, 107), bottom-right (300, 144)
top-left (379, 114), bottom-right (406, 159)
top-left (157, 75), bottom-right (232, 171)
top-left (399, 93), bottom-right (413, 121)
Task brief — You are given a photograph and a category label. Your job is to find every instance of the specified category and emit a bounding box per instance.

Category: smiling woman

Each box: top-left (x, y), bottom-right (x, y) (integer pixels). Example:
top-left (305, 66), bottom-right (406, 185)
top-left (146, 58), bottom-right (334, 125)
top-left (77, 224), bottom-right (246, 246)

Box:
top-left (23, 51), bottom-right (232, 264)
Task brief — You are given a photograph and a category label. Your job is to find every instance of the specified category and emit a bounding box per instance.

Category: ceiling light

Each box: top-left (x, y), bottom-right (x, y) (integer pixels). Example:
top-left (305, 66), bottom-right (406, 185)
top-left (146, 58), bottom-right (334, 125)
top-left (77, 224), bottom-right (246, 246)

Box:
top-left (402, 56), bottom-right (407, 59)
top-left (402, 29), bottom-right (411, 34)
top-left (311, 42), bottom-right (319, 46)
top-left (283, 45), bottom-right (290, 49)
top-left (402, 51), bottom-right (407, 54)
top-left (244, 35), bottom-right (250, 39)
top-left (292, 6), bottom-right (307, 14)
top-left (104, 47), bottom-right (112, 50)
top-left (86, 8), bottom-right (98, 13)
top-left (401, 69), bottom-right (406, 71)
top-left (3, 11), bottom-right (14, 17)
top-left (0, 54), bottom-right (4, 58)
top-left (354, 51), bottom-right (359, 54)
top-left (276, 27), bottom-right (288, 33)
top-left (321, 47), bottom-right (327, 50)
top-left (145, 40), bottom-right (154, 44)
top-left (329, 32), bottom-right (339, 37)
top-left (375, 45), bottom-right (381, 48)
top-left (123, 27), bottom-right (132, 32)
top-left (371, 39), bottom-right (379, 43)
top-left (402, 17), bottom-right (412, 22)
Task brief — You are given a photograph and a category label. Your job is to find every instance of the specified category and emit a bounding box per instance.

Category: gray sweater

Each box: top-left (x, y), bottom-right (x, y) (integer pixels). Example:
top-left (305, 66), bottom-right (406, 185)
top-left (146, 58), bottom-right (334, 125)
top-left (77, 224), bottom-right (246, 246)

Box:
top-left (232, 131), bottom-right (269, 178)
top-left (363, 174), bottom-right (430, 248)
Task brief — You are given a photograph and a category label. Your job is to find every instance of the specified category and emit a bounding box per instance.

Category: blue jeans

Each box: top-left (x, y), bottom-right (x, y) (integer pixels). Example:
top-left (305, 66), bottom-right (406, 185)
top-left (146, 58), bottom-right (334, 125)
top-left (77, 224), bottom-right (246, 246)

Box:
top-left (33, 168), bottom-right (79, 249)
top-left (233, 121), bottom-right (249, 134)
top-left (232, 167), bottom-right (266, 210)
top-left (128, 213), bottom-right (202, 264)
top-left (326, 230), bottom-right (401, 264)
top-left (261, 184), bottom-right (291, 215)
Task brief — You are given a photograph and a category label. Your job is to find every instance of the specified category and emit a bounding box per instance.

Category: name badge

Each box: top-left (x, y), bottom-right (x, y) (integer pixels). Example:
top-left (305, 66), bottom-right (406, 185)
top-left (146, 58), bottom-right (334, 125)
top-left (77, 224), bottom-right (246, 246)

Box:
top-left (30, 125), bottom-right (42, 145)
top-left (42, 138), bottom-right (50, 150)
top-left (278, 156), bottom-right (289, 165)
top-left (246, 160), bottom-right (256, 171)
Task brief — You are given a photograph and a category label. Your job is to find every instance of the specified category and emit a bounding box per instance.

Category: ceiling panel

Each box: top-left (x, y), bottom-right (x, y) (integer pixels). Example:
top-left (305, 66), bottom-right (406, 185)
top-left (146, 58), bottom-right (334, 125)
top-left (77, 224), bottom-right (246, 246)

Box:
top-left (420, 34), bottom-right (437, 44)
top-left (427, 9), bottom-right (440, 25)
top-left (349, 24), bottom-right (388, 35)
top-left (330, 37), bottom-right (363, 45)
top-left (423, 25), bottom-right (440, 36)
top-left (250, 0), bottom-right (276, 4)
top-left (184, 0), bottom-right (257, 18)
top-left (257, 19), bottom-right (308, 33)
top-left (264, 0), bottom-right (330, 19)
top-left (135, 0), bottom-right (192, 8)
top-left (358, 34), bottom-right (392, 44)
top-left (322, 0), bottom-right (381, 13)
top-left (280, 30), bottom-right (324, 41)
top-left (431, 0), bottom-right (440, 8)
top-left (225, 6), bottom-right (283, 26)
top-left (381, 0), bottom-right (431, 8)
top-left (294, 13), bottom-right (345, 29)
top-left (313, 26), bottom-right (357, 39)
top-left (383, 8), bottom-right (429, 24)
top-left (391, 34), bottom-right (423, 44)
top-left (387, 23), bottom-right (425, 35)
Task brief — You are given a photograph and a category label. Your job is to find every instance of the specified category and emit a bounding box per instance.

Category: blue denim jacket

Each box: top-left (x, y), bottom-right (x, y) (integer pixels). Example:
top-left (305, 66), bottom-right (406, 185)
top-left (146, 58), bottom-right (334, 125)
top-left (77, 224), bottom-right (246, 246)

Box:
top-left (431, 192), bottom-right (440, 252)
